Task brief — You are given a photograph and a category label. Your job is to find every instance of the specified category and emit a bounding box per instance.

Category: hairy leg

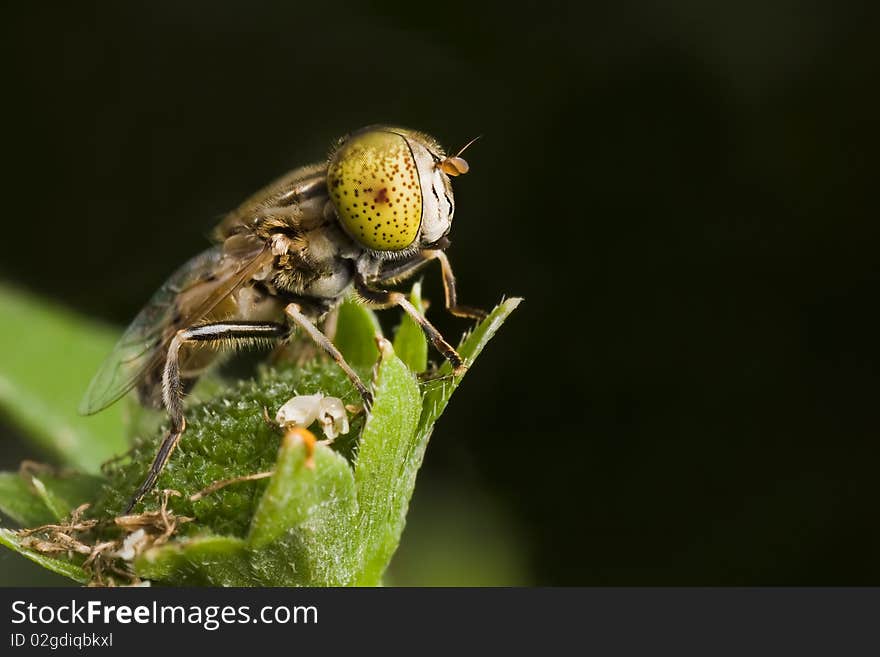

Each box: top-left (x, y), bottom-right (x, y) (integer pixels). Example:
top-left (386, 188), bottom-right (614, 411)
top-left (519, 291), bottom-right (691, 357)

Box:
top-left (355, 274), bottom-right (466, 374)
top-left (283, 303), bottom-right (374, 408)
top-left (375, 250), bottom-right (487, 320)
top-left (126, 321), bottom-right (289, 512)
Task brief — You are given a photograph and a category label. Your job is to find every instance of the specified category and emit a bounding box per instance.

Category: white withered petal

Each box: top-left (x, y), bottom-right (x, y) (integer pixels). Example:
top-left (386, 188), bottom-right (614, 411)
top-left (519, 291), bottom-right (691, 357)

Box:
top-left (275, 393), bottom-right (324, 429)
top-left (114, 528), bottom-right (149, 561)
top-left (276, 393), bottom-right (350, 440)
top-left (317, 396), bottom-right (350, 440)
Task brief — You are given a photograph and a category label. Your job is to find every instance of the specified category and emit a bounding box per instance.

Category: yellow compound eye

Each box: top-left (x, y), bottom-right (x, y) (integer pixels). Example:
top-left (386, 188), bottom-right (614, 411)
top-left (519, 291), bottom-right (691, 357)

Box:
top-left (327, 130), bottom-right (422, 251)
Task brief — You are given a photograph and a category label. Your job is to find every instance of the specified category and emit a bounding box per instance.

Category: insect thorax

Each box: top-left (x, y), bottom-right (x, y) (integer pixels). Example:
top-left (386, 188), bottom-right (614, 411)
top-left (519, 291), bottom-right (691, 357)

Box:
top-left (242, 206), bottom-right (362, 311)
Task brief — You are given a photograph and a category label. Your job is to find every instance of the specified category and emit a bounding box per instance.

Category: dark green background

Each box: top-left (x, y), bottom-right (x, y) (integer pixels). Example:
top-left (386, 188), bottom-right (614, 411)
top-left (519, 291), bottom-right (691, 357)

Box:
top-left (1, 1), bottom-right (878, 584)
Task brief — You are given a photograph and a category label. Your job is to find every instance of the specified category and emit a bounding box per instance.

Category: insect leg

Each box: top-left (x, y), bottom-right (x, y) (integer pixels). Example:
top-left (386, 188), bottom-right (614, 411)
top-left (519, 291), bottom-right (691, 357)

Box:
top-left (126, 321), bottom-right (289, 513)
top-left (375, 250), bottom-right (487, 320)
top-left (428, 251), bottom-right (488, 321)
top-left (284, 303), bottom-right (374, 409)
top-left (354, 274), bottom-right (467, 374)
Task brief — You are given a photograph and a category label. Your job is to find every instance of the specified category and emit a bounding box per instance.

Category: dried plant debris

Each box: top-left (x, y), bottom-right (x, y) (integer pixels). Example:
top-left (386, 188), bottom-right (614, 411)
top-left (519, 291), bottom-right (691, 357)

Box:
top-left (16, 503), bottom-right (97, 555)
top-left (188, 471), bottom-right (274, 502)
top-left (113, 490), bottom-right (194, 545)
top-left (11, 490), bottom-right (196, 586)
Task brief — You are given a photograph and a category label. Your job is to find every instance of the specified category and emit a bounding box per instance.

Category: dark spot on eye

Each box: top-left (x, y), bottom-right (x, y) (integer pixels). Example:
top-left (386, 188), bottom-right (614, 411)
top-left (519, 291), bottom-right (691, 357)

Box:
top-left (375, 188), bottom-right (389, 203)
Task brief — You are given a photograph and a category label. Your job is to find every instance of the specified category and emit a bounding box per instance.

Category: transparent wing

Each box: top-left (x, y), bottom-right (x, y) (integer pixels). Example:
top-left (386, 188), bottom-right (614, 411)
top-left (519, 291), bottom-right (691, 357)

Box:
top-left (79, 238), bottom-right (272, 415)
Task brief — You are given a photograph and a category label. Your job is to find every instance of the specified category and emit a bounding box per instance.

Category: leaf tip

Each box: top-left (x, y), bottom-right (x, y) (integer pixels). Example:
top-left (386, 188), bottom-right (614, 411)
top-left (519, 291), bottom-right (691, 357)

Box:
top-left (376, 335), bottom-right (395, 361)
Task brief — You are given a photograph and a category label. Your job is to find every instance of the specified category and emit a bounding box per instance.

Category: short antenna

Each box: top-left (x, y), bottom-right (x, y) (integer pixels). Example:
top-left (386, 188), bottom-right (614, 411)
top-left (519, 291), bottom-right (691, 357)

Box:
top-left (438, 134), bottom-right (482, 176)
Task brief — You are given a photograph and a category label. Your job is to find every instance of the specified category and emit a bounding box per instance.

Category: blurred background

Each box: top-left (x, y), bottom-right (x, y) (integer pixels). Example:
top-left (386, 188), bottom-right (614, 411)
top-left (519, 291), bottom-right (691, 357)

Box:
top-left (1, 1), bottom-right (878, 585)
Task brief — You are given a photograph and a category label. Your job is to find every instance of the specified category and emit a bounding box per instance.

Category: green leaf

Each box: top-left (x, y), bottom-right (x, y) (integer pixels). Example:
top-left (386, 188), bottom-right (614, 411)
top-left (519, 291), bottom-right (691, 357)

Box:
top-left (29, 477), bottom-right (69, 521)
top-left (351, 339), bottom-right (423, 585)
top-left (92, 360), bottom-right (368, 529)
top-left (35, 472), bottom-right (105, 521)
top-left (248, 435), bottom-right (357, 585)
top-left (134, 535), bottom-right (251, 586)
top-left (0, 474), bottom-right (56, 527)
top-left (0, 285), bottom-right (127, 472)
top-left (0, 528), bottom-right (89, 583)
top-left (0, 471), bottom-right (106, 527)
top-left (349, 300), bottom-right (521, 585)
top-left (333, 296), bottom-right (383, 369)
top-left (392, 281), bottom-right (428, 373)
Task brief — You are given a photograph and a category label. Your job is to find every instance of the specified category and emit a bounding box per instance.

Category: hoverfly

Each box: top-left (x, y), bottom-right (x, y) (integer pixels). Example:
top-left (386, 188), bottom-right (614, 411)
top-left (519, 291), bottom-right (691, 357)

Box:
top-left (80, 126), bottom-right (486, 512)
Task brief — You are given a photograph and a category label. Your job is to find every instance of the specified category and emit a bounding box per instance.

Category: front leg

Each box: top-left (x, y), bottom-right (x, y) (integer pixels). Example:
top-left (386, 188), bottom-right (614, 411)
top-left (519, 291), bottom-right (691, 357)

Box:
top-left (355, 273), bottom-right (467, 375)
top-left (126, 321), bottom-right (289, 512)
top-left (376, 249), bottom-right (487, 320)
top-left (284, 303), bottom-right (374, 409)
top-left (430, 251), bottom-right (488, 321)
